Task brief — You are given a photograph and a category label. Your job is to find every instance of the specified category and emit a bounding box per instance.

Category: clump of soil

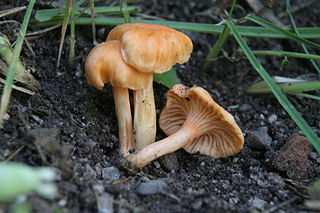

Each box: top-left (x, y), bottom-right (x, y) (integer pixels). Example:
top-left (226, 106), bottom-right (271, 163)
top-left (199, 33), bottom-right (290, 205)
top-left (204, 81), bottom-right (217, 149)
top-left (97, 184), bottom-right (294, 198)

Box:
top-left (1, 1), bottom-right (320, 212)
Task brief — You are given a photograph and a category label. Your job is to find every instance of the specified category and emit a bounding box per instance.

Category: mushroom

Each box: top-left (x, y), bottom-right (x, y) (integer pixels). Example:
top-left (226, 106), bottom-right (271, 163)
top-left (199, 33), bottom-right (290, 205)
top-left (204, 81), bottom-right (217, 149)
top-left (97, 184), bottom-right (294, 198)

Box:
top-left (126, 84), bottom-right (244, 168)
top-left (107, 23), bottom-right (193, 151)
top-left (85, 40), bottom-right (152, 156)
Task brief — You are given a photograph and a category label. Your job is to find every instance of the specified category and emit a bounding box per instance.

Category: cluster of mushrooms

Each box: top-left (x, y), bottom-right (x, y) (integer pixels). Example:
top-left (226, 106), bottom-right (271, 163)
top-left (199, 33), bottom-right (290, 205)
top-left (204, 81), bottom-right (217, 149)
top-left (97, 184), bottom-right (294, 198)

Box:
top-left (85, 23), bottom-right (244, 169)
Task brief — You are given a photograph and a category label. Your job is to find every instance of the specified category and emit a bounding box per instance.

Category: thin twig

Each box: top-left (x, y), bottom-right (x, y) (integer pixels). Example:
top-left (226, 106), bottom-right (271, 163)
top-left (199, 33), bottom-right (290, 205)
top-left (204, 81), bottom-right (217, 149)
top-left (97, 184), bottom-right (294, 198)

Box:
top-left (0, 145), bottom-right (25, 166)
top-left (26, 25), bottom-right (61, 37)
top-left (0, 6), bottom-right (26, 19)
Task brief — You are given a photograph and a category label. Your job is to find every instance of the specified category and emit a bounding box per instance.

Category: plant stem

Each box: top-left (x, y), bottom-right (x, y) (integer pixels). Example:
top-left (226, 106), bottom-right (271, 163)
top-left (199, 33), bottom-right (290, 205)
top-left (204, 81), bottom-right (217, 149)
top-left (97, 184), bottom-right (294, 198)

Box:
top-left (286, 0), bottom-right (320, 77)
top-left (251, 50), bottom-right (320, 60)
top-left (57, 0), bottom-right (73, 68)
top-left (89, 0), bottom-right (97, 45)
top-left (0, 0), bottom-right (35, 127)
top-left (120, 0), bottom-right (131, 23)
top-left (68, 1), bottom-right (76, 65)
top-left (37, 17), bottom-right (320, 39)
top-left (202, 0), bottom-right (236, 70)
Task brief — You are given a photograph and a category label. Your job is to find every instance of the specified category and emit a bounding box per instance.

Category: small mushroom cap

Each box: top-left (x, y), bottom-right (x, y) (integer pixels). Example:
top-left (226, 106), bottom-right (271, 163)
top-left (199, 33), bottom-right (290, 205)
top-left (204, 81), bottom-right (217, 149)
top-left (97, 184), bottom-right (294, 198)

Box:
top-left (107, 23), bottom-right (193, 74)
top-left (159, 84), bottom-right (244, 158)
top-left (84, 40), bottom-right (152, 90)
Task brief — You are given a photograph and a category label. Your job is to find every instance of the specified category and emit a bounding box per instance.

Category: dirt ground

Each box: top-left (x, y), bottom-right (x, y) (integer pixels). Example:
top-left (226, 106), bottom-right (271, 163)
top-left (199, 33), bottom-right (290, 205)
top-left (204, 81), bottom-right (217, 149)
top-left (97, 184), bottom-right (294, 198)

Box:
top-left (1, 0), bottom-right (320, 212)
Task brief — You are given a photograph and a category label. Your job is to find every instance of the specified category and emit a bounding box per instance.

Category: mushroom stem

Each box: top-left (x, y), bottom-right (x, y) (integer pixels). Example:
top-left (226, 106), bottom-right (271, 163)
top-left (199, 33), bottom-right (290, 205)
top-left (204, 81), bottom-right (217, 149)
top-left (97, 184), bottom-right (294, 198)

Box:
top-left (133, 76), bottom-right (156, 151)
top-left (126, 123), bottom-right (196, 168)
top-left (112, 86), bottom-right (134, 157)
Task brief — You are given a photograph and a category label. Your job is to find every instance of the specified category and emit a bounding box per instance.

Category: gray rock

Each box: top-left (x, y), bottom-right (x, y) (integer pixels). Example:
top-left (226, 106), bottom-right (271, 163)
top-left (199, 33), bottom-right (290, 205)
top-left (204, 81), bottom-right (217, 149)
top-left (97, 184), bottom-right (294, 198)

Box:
top-left (102, 166), bottom-right (120, 183)
top-left (246, 127), bottom-right (272, 150)
top-left (310, 152), bottom-right (318, 160)
top-left (83, 164), bottom-right (97, 182)
top-left (239, 104), bottom-right (252, 112)
top-left (249, 197), bottom-right (268, 210)
top-left (268, 114), bottom-right (278, 123)
top-left (159, 153), bottom-right (179, 172)
top-left (135, 178), bottom-right (169, 195)
top-left (267, 172), bottom-right (285, 188)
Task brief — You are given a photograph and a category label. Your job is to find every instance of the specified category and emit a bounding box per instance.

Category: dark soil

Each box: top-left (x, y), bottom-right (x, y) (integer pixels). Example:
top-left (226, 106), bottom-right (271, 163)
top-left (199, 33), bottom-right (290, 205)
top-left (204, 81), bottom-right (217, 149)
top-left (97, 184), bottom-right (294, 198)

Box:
top-left (1, 1), bottom-right (320, 212)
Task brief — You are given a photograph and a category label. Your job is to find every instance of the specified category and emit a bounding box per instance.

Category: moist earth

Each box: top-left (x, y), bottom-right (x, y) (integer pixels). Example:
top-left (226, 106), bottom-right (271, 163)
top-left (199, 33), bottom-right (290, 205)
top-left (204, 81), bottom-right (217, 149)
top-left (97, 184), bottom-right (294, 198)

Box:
top-left (1, 1), bottom-right (320, 212)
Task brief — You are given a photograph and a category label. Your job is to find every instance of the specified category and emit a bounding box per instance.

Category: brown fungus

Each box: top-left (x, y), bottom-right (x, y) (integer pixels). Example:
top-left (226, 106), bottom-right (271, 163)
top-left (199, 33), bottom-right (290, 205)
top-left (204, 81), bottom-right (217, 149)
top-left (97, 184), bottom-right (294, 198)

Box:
top-left (126, 84), bottom-right (244, 168)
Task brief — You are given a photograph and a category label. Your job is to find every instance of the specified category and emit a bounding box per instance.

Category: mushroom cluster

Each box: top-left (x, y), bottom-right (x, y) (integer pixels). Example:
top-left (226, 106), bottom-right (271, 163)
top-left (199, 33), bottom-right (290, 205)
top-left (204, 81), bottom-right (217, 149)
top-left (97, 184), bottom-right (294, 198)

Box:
top-left (85, 23), bottom-right (244, 168)
top-left (85, 23), bottom-right (193, 156)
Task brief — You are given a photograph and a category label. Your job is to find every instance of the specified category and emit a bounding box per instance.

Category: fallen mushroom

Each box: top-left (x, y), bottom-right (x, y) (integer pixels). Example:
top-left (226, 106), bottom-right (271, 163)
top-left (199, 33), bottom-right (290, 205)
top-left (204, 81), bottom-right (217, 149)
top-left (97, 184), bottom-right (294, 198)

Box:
top-left (126, 84), bottom-right (244, 168)
top-left (107, 23), bottom-right (193, 151)
top-left (85, 40), bottom-right (152, 156)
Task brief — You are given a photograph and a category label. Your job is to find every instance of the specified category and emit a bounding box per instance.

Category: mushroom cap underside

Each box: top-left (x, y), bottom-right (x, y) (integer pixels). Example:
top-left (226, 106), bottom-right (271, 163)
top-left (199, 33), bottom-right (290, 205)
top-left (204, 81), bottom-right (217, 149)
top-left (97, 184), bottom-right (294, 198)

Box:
top-left (84, 40), bottom-right (152, 90)
top-left (107, 23), bottom-right (193, 74)
top-left (159, 84), bottom-right (244, 158)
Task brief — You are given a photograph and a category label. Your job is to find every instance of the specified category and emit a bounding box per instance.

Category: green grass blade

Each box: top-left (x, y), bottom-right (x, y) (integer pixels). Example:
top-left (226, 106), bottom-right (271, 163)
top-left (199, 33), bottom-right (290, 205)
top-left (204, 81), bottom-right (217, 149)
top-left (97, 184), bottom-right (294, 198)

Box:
top-left (56, 0), bottom-right (73, 68)
top-left (89, 0), bottom-right (97, 44)
top-left (154, 69), bottom-right (180, 88)
top-left (252, 50), bottom-right (320, 60)
top-left (68, 1), bottom-right (76, 65)
top-left (226, 20), bottom-right (320, 152)
top-left (203, 0), bottom-right (236, 70)
top-left (286, 0), bottom-right (320, 76)
top-left (35, 6), bottom-right (140, 22)
top-left (296, 93), bottom-right (320, 100)
top-left (36, 17), bottom-right (320, 39)
top-left (246, 79), bottom-right (320, 94)
top-left (246, 14), bottom-right (320, 50)
top-left (120, 0), bottom-right (131, 23)
top-left (0, 0), bottom-right (36, 127)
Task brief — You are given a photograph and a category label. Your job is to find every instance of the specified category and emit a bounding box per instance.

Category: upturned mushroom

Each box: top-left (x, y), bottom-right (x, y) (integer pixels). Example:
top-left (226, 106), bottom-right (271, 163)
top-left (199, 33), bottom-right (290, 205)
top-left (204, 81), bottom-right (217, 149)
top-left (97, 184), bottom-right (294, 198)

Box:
top-left (85, 40), bottom-right (152, 156)
top-left (107, 23), bottom-right (193, 151)
top-left (126, 84), bottom-right (244, 168)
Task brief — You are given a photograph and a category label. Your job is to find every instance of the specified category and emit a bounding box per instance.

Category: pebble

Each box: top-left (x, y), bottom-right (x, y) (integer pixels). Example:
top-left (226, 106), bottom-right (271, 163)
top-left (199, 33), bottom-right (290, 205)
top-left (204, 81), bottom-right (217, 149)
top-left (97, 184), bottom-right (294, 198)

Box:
top-left (246, 127), bottom-right (272, 150)
top-left (267, 173), bottom-right (285, 188)
top-left (239, 104), bottom-right (252, 112)
top-left (274, 134), bottom-right (312, 180)
top-left (309, 152), bottom-right (318, 160)
top-left (249, 197), bottom-right (268, 210)
top-left (101, 166), bottom-right (121, 183)
top-left (83, 164), bottom-right (97, 182)
top-left (135, 178), bottom-right (169, 195)
top-left (268, 114), bottom-right (278, 123)
top-left (159, 153), bottom-right (179, 172)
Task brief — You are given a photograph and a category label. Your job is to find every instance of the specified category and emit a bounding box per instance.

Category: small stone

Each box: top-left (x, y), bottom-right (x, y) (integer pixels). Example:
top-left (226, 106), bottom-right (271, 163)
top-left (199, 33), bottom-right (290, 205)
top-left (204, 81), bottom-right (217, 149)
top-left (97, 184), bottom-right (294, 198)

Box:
top-left (135, 178), bottom-right (169, 195)
top-left (274, 134), bottom-right (312, 180)
top-left (268, 114), bottom-right (277, 124)
top-left (83, 164), bottom-right (97, 182)
top-left (249, 197), bottom-right (268, 210)
top-left (58, 199), bottom-right (67, 207)
top-left (191, 199), bottom-right (203, 210)
top-left (3, 112), bottom-right (10, 120)
top-left (102, 166), bottom-right (120, 183)
top-left (257, 179), bottom-right (269, 188)
top-left (267, 173), bottom-right (285, 188)
top-left (239, 104), bottom-right (252, 112)
top-left (160, 153), bottom-right (179, 172)
top-left (246, 127), bottom-right (272, 150)
top-left (310, 152), bottom-right (318, 160)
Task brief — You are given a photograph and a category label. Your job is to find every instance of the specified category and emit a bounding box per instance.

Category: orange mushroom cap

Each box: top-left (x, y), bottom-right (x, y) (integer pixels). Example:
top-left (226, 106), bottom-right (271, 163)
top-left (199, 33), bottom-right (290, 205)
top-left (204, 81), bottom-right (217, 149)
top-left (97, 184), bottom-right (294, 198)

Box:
top-left (160, 84), bottom-right (244, 158)
top-left (84, 40), bottom-right (152, 90)
top-left (107, 23), bottom-right (193, 73)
